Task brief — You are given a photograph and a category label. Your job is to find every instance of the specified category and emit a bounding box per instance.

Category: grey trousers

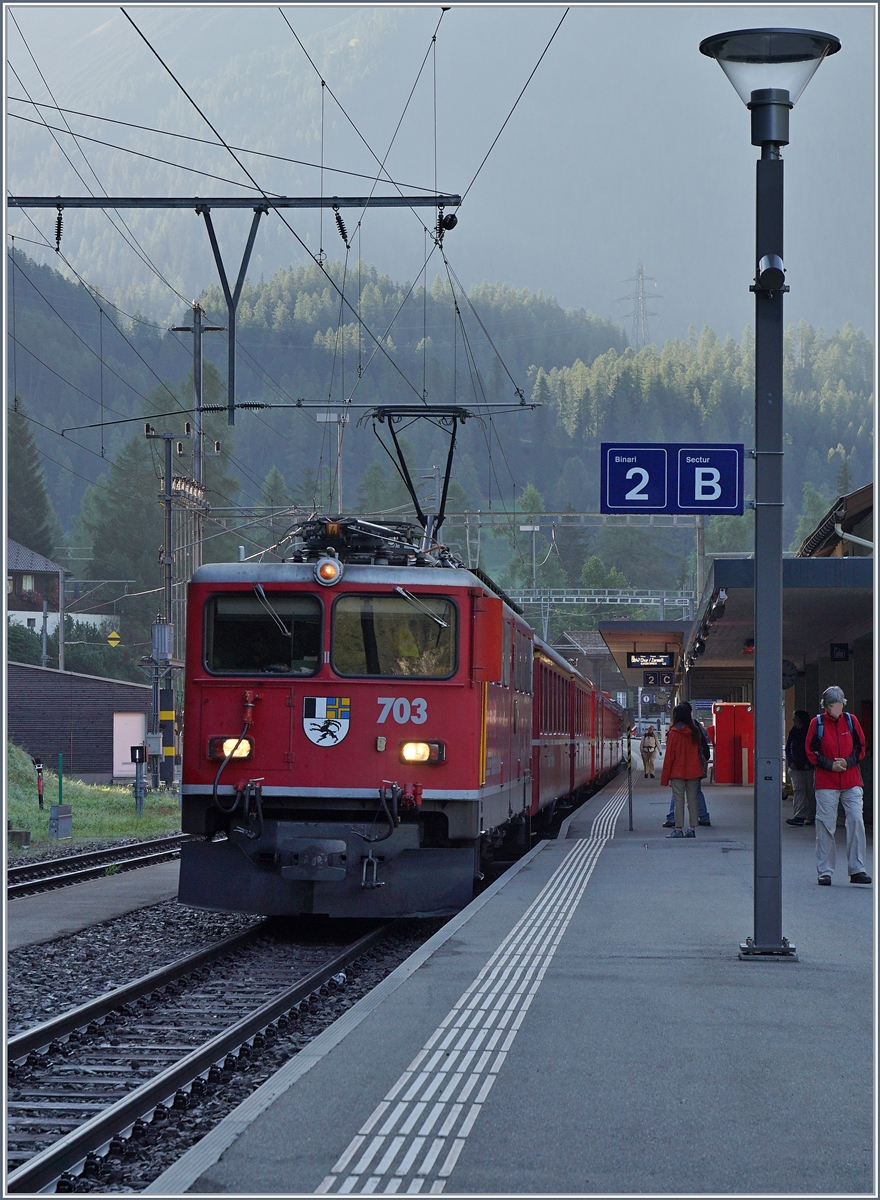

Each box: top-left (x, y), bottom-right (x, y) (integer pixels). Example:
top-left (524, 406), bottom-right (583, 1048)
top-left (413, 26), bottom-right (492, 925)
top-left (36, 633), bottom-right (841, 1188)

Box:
top-left (670, 777), bottom-right (700, 830)
top-left (815, 787), bottom-right (867, 878)
top-left (789, 766), bottom-right (816, 820)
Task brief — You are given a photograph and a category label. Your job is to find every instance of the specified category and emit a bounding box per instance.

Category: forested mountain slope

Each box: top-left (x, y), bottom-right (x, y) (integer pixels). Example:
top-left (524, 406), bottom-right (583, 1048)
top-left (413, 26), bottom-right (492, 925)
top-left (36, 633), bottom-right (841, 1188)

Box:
top-left (7, 250), bottom-right (873, 676)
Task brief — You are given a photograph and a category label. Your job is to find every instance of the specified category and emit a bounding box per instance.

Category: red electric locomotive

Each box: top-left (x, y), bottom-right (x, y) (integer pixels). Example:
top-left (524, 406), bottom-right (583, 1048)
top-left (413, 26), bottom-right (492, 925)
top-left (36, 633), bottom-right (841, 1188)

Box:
top-left (178, 518), bottom-right (622, 919)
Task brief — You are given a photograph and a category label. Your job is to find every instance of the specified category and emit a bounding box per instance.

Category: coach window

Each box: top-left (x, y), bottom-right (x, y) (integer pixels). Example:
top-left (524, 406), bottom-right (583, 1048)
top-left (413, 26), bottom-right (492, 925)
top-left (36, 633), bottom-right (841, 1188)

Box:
top-left (332, 594), bottom-right (457, 677)
top-left (502, 621), bottom-right (512, 688)
top-left (205, 593), bottom-right (321, 674)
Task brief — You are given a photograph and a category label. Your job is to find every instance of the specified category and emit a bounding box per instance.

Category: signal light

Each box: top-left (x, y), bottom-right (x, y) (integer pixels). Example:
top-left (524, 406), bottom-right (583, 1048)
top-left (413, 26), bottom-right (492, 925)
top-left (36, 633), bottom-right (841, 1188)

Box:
top-left (314, 557), bottom-right (344, 586)
top-left (207, 736), bottom-right (253, 761)
top-left (399, 740), bottom-right (446, 764)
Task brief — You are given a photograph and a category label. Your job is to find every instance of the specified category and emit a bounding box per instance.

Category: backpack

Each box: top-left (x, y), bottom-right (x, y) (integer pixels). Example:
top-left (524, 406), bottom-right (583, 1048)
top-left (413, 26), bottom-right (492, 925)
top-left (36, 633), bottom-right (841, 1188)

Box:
top-left (812, 711), bottom-right (860, 757)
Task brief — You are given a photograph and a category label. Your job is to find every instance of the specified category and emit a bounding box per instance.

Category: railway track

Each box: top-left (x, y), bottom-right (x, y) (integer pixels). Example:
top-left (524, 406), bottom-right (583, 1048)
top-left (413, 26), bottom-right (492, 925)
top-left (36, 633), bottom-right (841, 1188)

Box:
top-left (6, 835), bottom-right (190, 899)
top-left (6, 920), bottom-right (390, 1193)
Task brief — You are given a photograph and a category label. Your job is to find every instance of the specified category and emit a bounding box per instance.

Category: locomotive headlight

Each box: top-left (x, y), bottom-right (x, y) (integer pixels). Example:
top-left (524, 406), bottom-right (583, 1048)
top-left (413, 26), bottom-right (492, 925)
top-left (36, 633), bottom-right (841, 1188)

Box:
top-left (315, 556), bottom-right (344, 586)
top-left (208, 736), bottom-right (254, 761)
top-left (400, 740), bottom-right (446, 764)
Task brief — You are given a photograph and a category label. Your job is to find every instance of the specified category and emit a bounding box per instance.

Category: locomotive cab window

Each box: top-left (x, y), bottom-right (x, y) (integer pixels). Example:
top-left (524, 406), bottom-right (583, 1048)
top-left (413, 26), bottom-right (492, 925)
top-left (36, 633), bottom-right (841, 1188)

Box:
top-left (205, 593), bottom-right (321, 674)
top-left (332, 594), bottom-right (457, 677)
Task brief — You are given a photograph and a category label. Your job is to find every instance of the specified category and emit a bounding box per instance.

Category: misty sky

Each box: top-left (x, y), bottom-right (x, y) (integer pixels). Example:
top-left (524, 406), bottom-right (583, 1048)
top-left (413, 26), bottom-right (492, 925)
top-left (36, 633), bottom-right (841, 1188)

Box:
top-left (5, 3), bottom-right (876, 347)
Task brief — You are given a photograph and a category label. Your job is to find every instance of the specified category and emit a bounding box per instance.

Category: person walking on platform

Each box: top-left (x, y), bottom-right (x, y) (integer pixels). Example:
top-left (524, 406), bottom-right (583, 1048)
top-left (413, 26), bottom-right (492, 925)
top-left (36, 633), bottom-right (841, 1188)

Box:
top-left (661, 704), bottom-right (707, 838)
top-left (785, 710), bottom-right (816, 826)
top-left (806, 686), bottom-right (871, 886)
top-left (640, 726), bottom-right (659, 777)
top-left (662, 702), bottom-right (711, 827)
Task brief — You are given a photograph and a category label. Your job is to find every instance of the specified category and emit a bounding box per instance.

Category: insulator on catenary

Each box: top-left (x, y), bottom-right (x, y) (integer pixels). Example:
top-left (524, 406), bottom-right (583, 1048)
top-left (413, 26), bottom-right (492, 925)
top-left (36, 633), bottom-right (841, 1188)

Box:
top-left (54, 207), bottom-right (63, 252)
top-left (333, 207), bottom-right (349, 249)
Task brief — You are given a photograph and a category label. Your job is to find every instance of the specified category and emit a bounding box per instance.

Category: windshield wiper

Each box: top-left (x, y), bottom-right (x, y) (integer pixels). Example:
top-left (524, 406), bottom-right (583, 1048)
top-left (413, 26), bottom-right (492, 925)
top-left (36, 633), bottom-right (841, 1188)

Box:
top-left (254, 585), bottom-right (291, 637)
top-left (395, 586), bottom-right (448, 627)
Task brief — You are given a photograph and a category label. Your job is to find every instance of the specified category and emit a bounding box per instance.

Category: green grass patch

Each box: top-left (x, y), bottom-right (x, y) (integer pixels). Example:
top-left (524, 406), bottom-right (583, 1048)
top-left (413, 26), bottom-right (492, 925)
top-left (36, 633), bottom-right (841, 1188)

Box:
top-left (6, 741), bottom-right (181, 852)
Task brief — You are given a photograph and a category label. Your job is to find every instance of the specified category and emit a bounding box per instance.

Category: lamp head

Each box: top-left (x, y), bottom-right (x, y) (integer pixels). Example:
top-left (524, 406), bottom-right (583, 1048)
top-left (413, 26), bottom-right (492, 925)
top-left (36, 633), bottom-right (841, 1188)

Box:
top-left (700, 28), bottom-right (840, 106)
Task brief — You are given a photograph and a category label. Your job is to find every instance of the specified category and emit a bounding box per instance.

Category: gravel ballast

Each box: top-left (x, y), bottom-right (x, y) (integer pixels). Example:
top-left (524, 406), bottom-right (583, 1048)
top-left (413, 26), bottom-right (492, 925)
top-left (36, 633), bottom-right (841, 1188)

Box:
top-left (7, 900), bottom-right (446, 1193)
top-left (6, 901), bottom-right (260, 1034)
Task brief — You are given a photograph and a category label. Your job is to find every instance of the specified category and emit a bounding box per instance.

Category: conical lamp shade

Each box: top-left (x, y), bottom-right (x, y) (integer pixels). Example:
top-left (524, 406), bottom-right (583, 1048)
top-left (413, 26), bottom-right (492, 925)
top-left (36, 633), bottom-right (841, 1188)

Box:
top-left (699, 28), bottom-right (840, 105)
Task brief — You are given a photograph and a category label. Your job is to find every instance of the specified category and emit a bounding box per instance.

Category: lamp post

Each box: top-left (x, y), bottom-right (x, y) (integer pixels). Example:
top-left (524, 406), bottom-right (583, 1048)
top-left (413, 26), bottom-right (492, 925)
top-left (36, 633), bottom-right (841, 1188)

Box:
top-left (700, 28), bottom-right (840, 960)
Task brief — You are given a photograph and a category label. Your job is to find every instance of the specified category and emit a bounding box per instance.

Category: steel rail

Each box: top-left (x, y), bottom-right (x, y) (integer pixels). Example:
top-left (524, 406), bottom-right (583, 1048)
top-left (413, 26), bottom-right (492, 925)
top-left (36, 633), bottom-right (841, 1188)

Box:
top-left (7, 835), bottom-right (189, 897)
top-left (7, 835), bottom-right (189, 880)
top-left (7, 923), bottom-right (266, 1060)
top-left (6, 924), bottom-right (390, 1193)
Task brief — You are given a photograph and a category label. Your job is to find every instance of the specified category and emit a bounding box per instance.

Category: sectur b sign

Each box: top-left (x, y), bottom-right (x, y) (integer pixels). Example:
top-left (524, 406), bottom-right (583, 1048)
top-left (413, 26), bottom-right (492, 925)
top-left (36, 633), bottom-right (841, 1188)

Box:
top-left (600, 442), bottom-right (744, 515)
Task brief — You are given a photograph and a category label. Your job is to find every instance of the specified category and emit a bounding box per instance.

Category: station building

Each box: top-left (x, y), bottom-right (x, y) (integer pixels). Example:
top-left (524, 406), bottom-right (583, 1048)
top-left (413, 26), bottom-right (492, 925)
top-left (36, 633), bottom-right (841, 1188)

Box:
top-left (598, 484), bottom-right (873, 810)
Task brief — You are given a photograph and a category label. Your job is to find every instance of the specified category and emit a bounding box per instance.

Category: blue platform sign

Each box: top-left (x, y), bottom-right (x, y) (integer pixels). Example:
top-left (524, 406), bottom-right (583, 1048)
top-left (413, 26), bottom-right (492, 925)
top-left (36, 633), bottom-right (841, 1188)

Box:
top-left (601, 443), bottom-right (744, 515)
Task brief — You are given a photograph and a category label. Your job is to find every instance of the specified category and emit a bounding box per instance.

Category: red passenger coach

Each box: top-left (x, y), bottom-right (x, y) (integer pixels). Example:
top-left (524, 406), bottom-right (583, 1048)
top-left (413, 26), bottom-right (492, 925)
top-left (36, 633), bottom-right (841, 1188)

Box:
top-left (178, 519), bottom-right (623, 919)
top-left (531, 645), bottom-right (624, 813)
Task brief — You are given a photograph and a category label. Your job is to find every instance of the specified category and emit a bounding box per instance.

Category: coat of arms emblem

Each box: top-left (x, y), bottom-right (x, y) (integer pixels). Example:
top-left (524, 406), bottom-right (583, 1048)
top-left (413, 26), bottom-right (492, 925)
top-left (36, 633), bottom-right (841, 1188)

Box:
top-left (303, 697), bottom-right (350, 745)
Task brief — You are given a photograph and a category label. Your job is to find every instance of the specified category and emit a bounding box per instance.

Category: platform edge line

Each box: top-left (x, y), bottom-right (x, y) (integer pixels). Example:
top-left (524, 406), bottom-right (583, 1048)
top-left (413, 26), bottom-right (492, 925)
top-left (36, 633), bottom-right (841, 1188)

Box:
top-left (142, 838), bottom-right (552, 1196)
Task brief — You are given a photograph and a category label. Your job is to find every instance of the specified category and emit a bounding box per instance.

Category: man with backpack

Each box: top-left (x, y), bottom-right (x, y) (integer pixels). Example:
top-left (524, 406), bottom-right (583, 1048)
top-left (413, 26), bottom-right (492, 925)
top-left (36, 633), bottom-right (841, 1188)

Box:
top-left (805, 686), bottom-right (871, 886)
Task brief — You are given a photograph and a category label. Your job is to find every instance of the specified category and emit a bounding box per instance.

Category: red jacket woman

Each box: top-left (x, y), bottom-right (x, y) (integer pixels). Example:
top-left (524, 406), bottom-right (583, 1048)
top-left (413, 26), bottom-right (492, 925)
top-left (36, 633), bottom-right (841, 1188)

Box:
top-left (661, 721), bottom-right (706, 786)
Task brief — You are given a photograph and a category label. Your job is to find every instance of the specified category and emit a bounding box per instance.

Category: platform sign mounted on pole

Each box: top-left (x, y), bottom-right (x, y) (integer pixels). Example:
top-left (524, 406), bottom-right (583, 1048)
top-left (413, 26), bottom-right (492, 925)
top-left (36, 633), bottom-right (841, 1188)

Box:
top-left (601, 443), bottom-right (744, 514)
top-left (643, 670), bottom-right (674, 687)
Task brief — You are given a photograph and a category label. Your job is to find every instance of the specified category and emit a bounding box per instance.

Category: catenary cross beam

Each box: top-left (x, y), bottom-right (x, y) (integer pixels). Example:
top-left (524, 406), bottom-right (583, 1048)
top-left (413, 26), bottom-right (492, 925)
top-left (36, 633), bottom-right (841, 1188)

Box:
top-left (7, 193), bottom-right (461, 424)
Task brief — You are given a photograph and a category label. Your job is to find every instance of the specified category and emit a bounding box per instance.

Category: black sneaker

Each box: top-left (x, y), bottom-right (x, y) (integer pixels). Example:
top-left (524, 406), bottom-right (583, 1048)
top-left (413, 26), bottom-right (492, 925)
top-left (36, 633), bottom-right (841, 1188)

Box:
top-left (804, 819), bottom-right (815, 825)
top-left (786, 817), bottom-right (805, 826)
top-left (849, 872), bottom-right (872, 885)
top-left (662, 820), bottom-right (675, 828)
top-left (818, 875), bottom-right (831, 886)
top-left (698, 819), bottom-right (711, 827)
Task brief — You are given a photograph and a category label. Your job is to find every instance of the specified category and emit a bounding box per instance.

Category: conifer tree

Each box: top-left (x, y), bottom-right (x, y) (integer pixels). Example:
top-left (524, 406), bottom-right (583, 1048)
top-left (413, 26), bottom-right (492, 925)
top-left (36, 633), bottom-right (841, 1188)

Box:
top-left (78, 434), bottom-right (165, 678)
top-left (7, 400), bottom-right (62, 557)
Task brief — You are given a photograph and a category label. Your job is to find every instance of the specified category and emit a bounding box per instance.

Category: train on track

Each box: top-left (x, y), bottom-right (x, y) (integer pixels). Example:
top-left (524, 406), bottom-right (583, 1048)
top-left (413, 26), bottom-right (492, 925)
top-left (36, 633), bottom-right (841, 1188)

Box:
top-left (178, 517), bottom-right (624, 918)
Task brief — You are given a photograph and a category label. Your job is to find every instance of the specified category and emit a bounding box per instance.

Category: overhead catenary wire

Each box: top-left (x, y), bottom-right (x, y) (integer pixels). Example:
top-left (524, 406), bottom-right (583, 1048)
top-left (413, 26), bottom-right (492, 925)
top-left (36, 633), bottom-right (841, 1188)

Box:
top-left (8, 113), bottom-right (284, 193)
top-left (277, 7), bottom-right (447, 239)
top-left (9, 229), bottom-right (343, 508)
top-left (120, 8), bottom-right (270, 199)
top-left (120, 10), bottom-right (438, 407)
top-left (7, 21), bottom-right (190, 304)
top-left (6, 98), bottom-right (445, 191)
top-left (6, 231), bottom-right (191, 332)
top-left (460, 7), bottom-right (569, 204)
top-left (5, 249), bottom-right (274, 500)
top-left (14, 10), bottom-right (549, 528)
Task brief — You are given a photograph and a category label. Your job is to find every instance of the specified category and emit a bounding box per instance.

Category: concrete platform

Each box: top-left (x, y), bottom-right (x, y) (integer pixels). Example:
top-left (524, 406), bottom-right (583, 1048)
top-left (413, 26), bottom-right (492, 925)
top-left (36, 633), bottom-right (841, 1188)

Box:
top-left (5, 860), bottom-right (180, 951)
top-left (146, 773), bottom-right (874, 1196)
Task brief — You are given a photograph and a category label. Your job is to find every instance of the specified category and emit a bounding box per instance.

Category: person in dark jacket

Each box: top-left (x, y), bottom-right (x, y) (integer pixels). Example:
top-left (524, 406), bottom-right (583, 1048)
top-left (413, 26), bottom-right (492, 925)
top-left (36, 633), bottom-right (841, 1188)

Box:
top-left (660, 704), bottom-right (706, 838)
top-left (785, 710), bottom-right (816, 825)
top-left (805, 686), bottom-right (870, 886)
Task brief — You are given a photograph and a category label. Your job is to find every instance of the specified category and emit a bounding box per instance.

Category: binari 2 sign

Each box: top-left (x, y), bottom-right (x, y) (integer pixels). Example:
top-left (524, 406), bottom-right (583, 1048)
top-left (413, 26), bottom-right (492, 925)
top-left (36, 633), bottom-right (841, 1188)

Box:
top-left (601, 442), bottom-right (744, 515)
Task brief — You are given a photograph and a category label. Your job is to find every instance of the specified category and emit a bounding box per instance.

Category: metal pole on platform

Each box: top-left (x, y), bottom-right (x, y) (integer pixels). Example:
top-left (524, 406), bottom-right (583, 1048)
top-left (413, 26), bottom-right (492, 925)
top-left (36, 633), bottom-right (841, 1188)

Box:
top-left (627, 727), bottom-right (633, 831)
top-left (701, 26), bottom-right (840, 960)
